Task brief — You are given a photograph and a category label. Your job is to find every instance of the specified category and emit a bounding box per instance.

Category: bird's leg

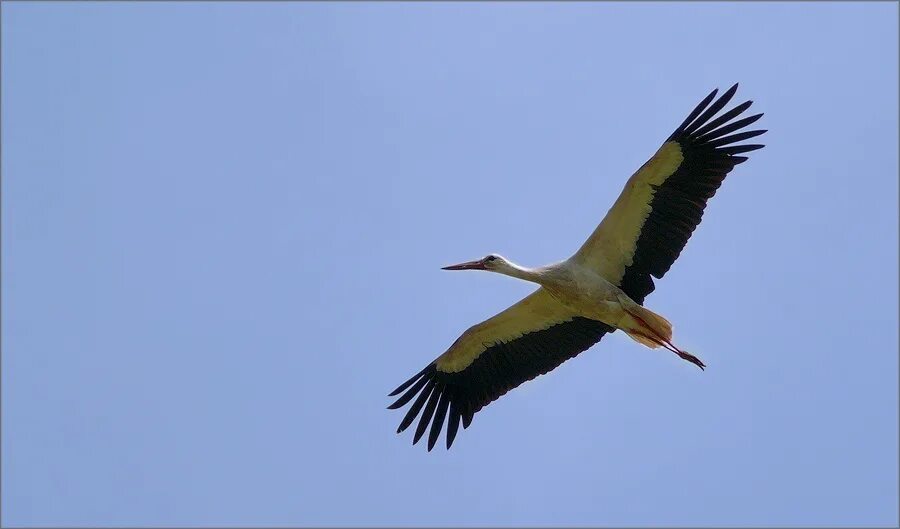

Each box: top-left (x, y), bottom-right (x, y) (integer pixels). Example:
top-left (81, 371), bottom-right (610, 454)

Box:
top-left (671, 347), bottom-right (706, 370)
top-left (633, 330), bottom-right (705, 370)
top-left (622, 308), bottom-right (706, 370)
top-left (656, 337), bottom-right (705, 370)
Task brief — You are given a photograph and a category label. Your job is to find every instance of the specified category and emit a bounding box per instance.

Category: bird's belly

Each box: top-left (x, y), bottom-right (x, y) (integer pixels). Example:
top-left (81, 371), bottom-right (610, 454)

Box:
top-left (544, 276), bottom-right (626, 326)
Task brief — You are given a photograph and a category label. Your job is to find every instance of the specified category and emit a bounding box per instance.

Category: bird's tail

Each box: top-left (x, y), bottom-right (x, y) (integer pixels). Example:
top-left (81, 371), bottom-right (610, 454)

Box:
top-left (622, 304), bottom-right (672, 349)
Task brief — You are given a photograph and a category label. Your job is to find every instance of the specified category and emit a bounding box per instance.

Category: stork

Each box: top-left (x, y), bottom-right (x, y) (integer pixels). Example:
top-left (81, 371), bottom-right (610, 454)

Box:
top-left (388, 84), bottom-right (766, 451)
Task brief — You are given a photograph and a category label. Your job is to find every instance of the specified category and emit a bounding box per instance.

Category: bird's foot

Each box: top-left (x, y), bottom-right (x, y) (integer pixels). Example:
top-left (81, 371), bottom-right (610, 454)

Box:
top-left (677, 351), bottom-right (706, 370)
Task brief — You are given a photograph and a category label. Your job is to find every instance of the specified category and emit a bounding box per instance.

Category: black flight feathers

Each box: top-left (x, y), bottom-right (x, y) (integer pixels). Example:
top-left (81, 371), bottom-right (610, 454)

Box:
top-left (388, 318), bottom-right (613, 451)
top-left (619, 83), bottom-right (766, 303)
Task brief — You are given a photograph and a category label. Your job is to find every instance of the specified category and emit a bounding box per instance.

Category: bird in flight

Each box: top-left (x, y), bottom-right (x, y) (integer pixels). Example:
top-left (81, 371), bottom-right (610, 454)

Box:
top-left (388, 84), bottom-right (765, 451)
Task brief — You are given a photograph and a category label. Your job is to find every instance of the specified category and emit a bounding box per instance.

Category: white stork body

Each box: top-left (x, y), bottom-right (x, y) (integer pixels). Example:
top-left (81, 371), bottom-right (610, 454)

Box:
top-left (543, 262), bottom-right (640, 323)
top-left (389, 84), bottom-right (766, 450)
top-left (484, 259), bottom-right (637, 332)
top-left (436, 255), bottom-right (701, 374)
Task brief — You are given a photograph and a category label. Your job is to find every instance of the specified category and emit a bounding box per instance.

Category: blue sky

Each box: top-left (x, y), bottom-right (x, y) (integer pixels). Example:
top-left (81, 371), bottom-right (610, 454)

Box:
top-left (2, 2), bottom-right (897, 527)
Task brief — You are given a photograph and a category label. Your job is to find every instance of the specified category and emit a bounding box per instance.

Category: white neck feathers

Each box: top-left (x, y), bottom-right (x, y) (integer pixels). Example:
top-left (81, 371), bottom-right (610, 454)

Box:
top-left (495, 260), bottom-right (546, 284)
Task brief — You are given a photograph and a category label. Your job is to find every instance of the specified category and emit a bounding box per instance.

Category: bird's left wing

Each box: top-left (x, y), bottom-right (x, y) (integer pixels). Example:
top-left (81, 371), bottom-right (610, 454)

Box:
top-left (388, 288), bottom-right (613, 451)
top-left (573, 84), bottom-right (766, 304)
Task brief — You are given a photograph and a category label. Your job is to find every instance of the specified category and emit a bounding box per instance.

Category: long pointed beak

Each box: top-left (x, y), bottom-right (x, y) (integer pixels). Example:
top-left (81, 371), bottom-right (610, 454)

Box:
top-left (442, 259), bottom-right (486, 271)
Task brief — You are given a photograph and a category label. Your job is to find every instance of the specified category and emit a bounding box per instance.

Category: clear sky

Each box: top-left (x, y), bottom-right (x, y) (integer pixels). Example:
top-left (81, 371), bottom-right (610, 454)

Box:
top-left (2, 2), bottom-right (897, 527)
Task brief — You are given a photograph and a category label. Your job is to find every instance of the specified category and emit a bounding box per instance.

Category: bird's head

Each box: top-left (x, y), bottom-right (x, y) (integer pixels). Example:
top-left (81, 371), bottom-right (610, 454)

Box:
top-left (442, 253), bottom-right (509, 273)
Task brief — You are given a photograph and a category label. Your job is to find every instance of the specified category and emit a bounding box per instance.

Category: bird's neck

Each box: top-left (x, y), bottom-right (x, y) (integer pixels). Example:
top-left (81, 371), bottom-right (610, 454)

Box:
top-left (498, 261), bottom-right (548, 285)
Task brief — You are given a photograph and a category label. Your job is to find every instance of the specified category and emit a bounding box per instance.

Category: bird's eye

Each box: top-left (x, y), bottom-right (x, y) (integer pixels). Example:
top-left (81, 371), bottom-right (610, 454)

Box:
top-left (486, 256), bottom-right (497, 262)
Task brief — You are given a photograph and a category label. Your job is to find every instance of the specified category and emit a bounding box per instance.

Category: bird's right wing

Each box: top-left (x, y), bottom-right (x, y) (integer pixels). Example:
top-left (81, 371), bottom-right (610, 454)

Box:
top-left (388, 288), bottom-right (613, 451)
top-left (572, 84), bottom-right (765, 304)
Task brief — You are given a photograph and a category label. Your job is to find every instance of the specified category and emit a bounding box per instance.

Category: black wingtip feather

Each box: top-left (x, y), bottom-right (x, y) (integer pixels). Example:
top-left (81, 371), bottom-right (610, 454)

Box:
top-left (683, 84), bottom-right (739, 135)
top-left (413, 385), bottom-right (442, 445)
top-left (669, 88), bottom-right (718, 140)
top-left (698, 113), bottom-right (764, 143)
top-left (706, 129), bottom-right (767, 148)
top-left (720, 143), bottom-right (765, 155)
top-left (388, 365), bottom-right (429, 396)
top-left (397, 379), bottom-right (435, 433)
top-left (387, 375), bottom-right (429, 409)
top-left (693, 103), bottom-right (756, 140)
top-left (427, 392), bottom-right (451, 451)
top-left (446, 404), bottom-right (461, 449)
